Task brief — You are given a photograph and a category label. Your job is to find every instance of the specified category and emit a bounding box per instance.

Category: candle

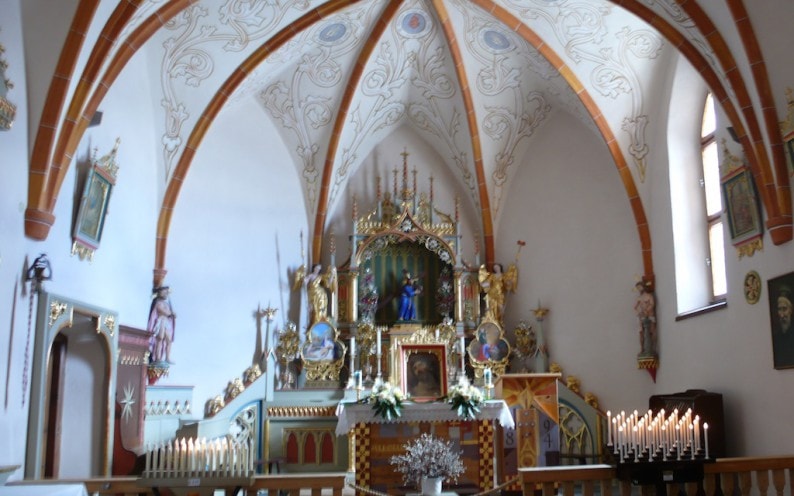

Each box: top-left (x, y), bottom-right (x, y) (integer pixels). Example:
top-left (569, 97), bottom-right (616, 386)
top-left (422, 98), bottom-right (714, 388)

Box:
top-left (250, 439), bottom-right (255, 472)
top-left (704, 422), bottom-right (710, 458)
top-left (376, 328), bottom-right (382, 356)
top-left (612, 418), bottom-right (618, 453)
top-left (188, 438), bottom-right (194, 475)
top-left (145, 443), bottom-right (151, 474)
top-left (355, 370), bottom-right (363, 388)
top-left (435, 328), bottom-right (439, 340)
top-left (694, 416), bottom-right (700, 451)
top-left (152, 445), bottom-right (158, 475)
top-left (460, 337), bottom-right (466, 372)
top-left (607, 411), bottom-right (612, 445)
top-left (349, 337), bottom-right (356, 372)
top-left (484, 367), bottom-right (492, 386)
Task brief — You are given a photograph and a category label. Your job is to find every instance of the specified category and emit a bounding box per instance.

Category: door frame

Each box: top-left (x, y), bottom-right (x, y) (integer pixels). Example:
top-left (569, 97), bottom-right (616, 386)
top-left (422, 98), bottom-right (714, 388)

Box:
top-left (25, 289), bottom-right (118, 478)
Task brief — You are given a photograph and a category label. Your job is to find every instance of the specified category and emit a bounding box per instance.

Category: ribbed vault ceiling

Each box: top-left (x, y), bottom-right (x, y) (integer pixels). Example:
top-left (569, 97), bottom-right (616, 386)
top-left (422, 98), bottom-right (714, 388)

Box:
top-left (24, 0), bottom-right (793, 282)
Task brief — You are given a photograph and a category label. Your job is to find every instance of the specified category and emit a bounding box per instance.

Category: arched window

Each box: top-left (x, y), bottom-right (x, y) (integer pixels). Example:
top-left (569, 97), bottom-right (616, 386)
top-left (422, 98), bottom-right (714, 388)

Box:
top-left (668, 57), bottom-right (728, 316)
top-left (700, 94), bottom-right (727, 300)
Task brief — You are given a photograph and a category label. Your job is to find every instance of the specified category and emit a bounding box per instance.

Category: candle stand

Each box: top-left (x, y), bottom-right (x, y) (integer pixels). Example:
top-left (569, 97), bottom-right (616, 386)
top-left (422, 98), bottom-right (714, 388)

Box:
top-left (608, 447), bottom-right (711, 496)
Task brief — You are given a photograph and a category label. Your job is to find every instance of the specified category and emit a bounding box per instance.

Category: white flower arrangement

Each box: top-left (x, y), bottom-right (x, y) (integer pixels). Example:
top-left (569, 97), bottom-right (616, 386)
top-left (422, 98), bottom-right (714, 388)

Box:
top-left (390, 433), bottom-right (464, 488)
top-left (366, 380), bottom-right (405, 420)
top-left (446, 376), bottom-right (484, 420)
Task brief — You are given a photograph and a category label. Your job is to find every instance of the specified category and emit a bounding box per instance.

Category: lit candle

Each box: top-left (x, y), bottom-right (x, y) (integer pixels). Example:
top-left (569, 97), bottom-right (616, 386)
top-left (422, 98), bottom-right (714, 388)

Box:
top-left (704, 422), bottom-right (710, 459)
top-left (607, 411), bottom-right (612, 445)
top-left (612, 418), bottom-right (618, 453)
top-left (694, 416), bottom-right (700, 451)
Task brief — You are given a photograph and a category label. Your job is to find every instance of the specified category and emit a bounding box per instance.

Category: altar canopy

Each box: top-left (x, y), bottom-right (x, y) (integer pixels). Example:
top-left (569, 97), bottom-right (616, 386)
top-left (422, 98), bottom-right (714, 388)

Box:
top-left (336, 150), bottom-right (480, 329)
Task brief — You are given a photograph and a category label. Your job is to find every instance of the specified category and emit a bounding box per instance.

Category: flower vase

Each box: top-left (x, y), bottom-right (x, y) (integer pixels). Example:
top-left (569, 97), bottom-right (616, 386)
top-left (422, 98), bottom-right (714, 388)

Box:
top-left (421, 476), bottom-right (443, 495)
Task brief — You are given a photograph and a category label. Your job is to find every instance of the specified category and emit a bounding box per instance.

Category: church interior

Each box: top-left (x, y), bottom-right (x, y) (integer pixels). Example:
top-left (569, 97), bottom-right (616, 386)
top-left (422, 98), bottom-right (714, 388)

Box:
top-left (2, 0), bottom-right (794, 494)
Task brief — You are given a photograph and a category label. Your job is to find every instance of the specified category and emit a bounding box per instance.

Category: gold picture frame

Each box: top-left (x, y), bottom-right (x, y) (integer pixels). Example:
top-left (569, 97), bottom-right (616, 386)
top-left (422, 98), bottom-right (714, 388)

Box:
top-left (400, 343), bottom-right (447, 402)
top-left (721, 166), bottom-right (763, 257)
top-left (72, 139), bottom-right (120, 261)
top-left (300, 320), bottom-right (346, 384)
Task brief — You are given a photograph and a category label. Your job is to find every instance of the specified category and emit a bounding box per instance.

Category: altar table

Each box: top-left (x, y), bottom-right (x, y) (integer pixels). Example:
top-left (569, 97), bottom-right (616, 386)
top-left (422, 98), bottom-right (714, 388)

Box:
top-left (335, 400), bottom-right (515, 435)
top-left (335, 400), bottom-right (514, 494)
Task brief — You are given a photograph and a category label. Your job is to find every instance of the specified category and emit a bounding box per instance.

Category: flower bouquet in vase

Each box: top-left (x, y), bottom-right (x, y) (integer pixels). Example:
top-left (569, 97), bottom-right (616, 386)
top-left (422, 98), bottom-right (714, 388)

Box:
top-left (390, 433), bottom-right (464, 494)
top-left (366, 380), bottom-right (404, 420)
top-left (445, 375), bottom-right (484, 420)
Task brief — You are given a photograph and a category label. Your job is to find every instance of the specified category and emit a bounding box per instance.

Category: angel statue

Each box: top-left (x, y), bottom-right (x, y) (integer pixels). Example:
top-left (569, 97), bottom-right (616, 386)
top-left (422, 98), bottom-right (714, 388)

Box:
top-left (293, 263), bottom-right (337, 325)
top-left (478, 263), bottom-right (518, 324)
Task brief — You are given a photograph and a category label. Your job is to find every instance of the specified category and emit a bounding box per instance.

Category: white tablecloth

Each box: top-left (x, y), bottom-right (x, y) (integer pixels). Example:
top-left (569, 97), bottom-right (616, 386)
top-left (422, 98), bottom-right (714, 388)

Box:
top-left (0, 483), bottom-right (89, 496)
top-left (335, 400), bottom-right (515, 435)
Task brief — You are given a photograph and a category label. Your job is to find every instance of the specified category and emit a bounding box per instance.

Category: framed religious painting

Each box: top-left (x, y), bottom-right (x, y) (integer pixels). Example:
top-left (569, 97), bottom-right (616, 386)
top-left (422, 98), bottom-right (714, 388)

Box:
top-left (72, 139), bottom-right (120, 260)
top-left (469, 321), bottom-right (510, 363)
top-left (400, 343), bottom-right (447, 402)
top-left (721, 166), bottom-right (763, 256)
top-left (468, 320), bottom-right (511, 381)
top-left (300, 320), bottom-right (345, 385)
top-left (768, 271), bottom-right (794, 370)
top-left (784, 130), bottom-right (794, 177)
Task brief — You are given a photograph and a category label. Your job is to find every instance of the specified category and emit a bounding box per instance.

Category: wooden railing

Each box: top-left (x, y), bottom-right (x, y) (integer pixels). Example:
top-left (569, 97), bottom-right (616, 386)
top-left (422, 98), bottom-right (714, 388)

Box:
top-left (10, 458), bottom-right (794, 496)
top-left (520, 456), bottom-right (794, 496)
top-left (8, 472), bottom-right (348, 495)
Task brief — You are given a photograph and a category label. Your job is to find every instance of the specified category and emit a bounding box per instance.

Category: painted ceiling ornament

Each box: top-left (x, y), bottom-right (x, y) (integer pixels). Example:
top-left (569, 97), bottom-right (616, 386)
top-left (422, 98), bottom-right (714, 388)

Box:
top-left (316, 21), bottom-right (349, 46)
top-left (159, 0), bottom-right (311, 181)
top-left (0, 31), bottom-right (17, 131)
top-left (397, 9), bottom-right (431, 38)
top-left (480, 27), bottom-right (514, 54)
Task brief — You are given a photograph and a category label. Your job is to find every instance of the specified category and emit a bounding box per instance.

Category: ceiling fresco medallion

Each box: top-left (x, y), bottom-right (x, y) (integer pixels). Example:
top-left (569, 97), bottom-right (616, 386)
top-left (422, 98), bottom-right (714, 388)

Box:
top-left (316, 22), bottom-right (349, 46)
top-left (398, 9), bottom-right (430, 38)
top-left (480, 28), bottom-right (513, 54)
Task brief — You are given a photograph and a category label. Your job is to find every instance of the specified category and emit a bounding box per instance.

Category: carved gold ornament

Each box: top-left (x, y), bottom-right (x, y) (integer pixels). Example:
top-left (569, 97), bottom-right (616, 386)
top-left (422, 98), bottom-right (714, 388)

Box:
top-left (49, 300), bottom-right (69, 327)
top-left (266, 406), bottom-right (337, 417)
top-left (205, 395), bottom-right (225, 417)
top-left (243, 364), bottom-right (262, 384)
top-left (743, 271), bottom-right (762, 305)
top-left (103, 314), bottom-right (116, 336)
top-left (224, 378), bottom-right (245, 401)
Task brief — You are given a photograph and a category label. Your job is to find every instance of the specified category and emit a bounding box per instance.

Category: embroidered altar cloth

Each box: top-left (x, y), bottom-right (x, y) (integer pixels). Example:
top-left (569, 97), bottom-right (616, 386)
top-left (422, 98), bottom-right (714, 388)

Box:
top-left (334, 400), bottom-right (515, 436)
